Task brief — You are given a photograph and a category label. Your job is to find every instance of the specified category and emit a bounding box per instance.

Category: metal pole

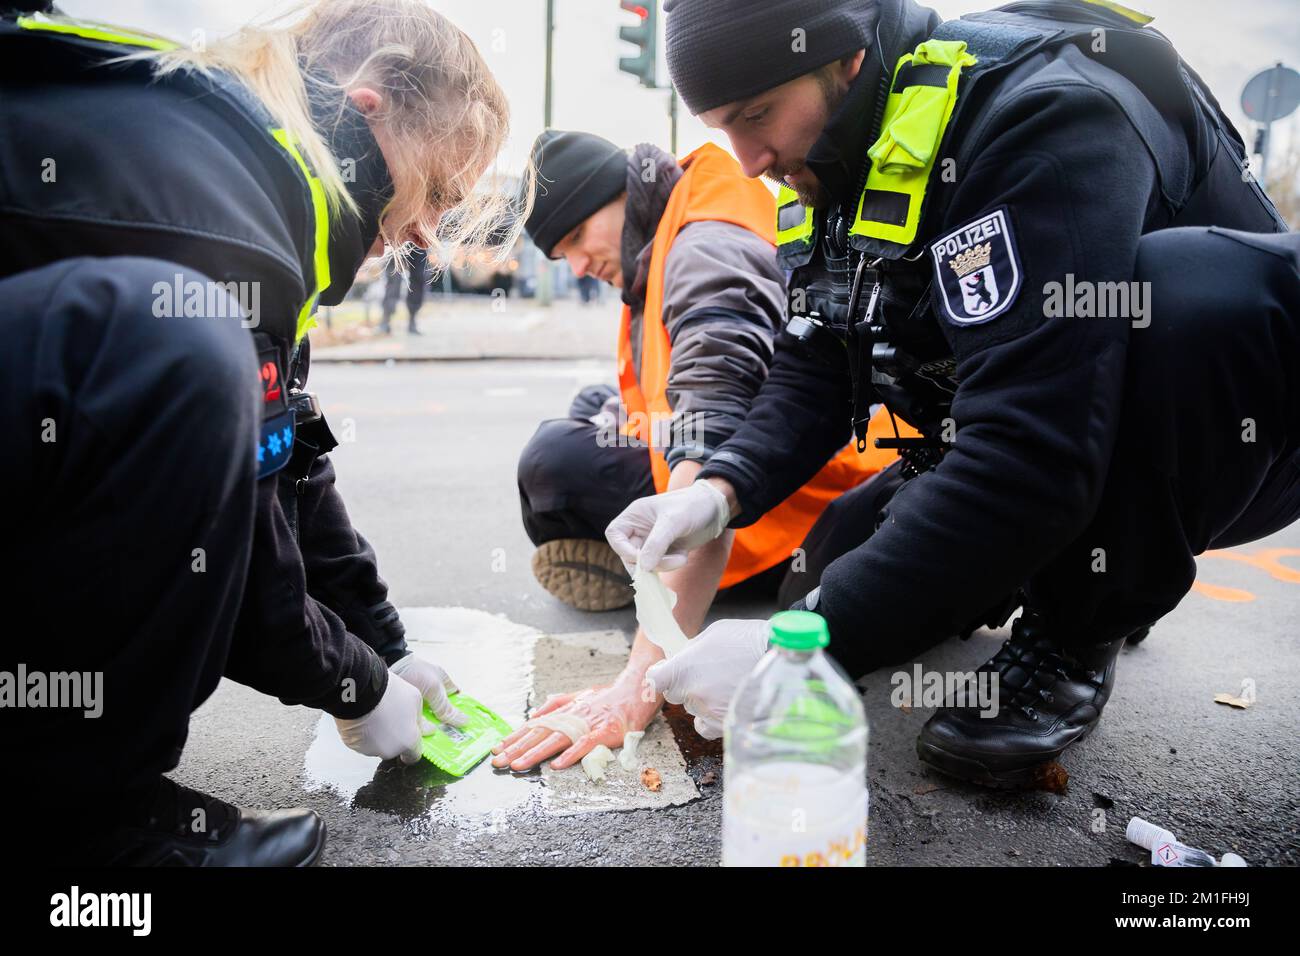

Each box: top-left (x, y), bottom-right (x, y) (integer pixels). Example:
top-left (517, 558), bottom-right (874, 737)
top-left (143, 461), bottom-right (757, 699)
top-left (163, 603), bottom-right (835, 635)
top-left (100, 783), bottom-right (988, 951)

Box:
top-left (669, 87), bottom-right (678, 155)
top-left (539, 0), bottom-right (556, 306)
top-left (1258, 62), bottom-right (1282, 186)
top-left (544, 0), bottom-right (555, 128)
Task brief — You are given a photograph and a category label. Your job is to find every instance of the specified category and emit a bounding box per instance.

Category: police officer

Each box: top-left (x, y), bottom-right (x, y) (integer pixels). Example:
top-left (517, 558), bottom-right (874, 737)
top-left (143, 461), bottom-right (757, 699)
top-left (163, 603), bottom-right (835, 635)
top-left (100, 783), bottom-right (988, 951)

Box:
top-left (0, 1), bottom-right (514, 863)
top-left (607, 0), bottom-right (1299, 786)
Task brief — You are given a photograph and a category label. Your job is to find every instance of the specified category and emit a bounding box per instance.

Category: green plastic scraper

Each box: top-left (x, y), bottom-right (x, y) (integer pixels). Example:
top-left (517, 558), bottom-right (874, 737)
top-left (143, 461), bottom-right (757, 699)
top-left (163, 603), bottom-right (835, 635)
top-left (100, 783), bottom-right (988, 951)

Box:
top-left (420, 693), bottom-right (512, 776)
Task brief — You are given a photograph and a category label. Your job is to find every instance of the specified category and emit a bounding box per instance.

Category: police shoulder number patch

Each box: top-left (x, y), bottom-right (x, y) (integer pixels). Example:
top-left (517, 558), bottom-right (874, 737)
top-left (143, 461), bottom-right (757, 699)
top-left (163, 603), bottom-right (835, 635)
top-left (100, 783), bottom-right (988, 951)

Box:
top-left (930, 208), bottom-right (1022, 326)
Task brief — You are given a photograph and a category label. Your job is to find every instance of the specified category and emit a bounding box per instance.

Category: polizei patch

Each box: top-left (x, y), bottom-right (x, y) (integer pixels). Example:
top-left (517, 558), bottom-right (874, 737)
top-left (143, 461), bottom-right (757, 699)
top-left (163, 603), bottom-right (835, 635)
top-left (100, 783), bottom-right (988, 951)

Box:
top-left (931, 208), bottom-right (1021, 326)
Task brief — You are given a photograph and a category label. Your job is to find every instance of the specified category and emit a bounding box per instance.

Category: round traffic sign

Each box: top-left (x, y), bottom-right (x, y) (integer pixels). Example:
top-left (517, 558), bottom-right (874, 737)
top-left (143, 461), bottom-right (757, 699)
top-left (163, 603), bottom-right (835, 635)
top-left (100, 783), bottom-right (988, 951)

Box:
top-left (1242, 64), bottom-right (1300, 123)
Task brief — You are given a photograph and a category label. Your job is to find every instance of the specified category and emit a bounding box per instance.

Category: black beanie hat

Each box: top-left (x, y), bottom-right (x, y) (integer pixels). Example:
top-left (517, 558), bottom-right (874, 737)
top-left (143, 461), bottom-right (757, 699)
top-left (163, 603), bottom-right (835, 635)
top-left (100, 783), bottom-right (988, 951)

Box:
top-left (524, 130), bottom-right (628, 258)
top-left (665, 0), bottom-right (879, 116)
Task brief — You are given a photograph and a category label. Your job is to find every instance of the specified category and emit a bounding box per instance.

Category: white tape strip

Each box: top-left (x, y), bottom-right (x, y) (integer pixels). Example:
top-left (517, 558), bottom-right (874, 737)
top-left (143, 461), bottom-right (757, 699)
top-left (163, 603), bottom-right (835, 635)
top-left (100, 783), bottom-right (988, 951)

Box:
top-left (633, 568), bottom-right (690, 658)
top-left (530, 711), bottom-right (590, 744)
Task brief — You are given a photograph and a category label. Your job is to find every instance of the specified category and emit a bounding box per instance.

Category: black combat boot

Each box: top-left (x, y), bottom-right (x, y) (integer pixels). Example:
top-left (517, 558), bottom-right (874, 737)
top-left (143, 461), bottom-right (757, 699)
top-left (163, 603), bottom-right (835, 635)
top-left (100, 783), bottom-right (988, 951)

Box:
top-left (915, 611), bottom-right (1126, 788)
top-left (83, 777), bottom-right (326, 866)
top-left (1126, 624), bottom-right (1152, 645)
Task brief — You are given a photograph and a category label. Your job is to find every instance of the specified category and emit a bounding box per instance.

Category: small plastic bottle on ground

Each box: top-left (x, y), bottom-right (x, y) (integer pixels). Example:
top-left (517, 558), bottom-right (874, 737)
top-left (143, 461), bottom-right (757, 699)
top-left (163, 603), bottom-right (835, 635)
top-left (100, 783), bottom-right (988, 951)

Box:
top-left (722, 610), bottom-right (868, 867)
top-left (1126, 817), bottom-right (1248, 867)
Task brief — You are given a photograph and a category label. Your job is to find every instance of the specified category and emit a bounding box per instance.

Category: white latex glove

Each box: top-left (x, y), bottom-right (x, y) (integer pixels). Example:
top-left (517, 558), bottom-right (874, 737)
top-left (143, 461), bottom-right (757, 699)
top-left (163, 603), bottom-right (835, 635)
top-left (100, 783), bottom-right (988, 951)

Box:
top-left (605, 480), bottom-right (731, 573)
top-left (390, 654), bottom-right (468, 728)
top-left (335, 671), bottom-right (433, 764)
top-left (645, 619), bottom-right (770, 739)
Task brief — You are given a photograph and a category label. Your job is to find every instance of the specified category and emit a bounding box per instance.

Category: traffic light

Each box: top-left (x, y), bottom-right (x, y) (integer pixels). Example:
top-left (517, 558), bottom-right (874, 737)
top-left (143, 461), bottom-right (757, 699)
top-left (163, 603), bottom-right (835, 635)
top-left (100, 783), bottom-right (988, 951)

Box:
top-left (618, 1), bottom-right (657, 88)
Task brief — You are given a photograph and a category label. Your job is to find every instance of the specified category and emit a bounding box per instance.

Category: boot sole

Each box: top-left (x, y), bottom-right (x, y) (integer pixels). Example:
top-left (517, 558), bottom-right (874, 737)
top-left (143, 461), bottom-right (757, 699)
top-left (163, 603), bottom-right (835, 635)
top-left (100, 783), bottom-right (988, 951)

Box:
top-left (916, 722), bottom-right (1098, 790)
top-left (531, 539), bottom-right (633, 611)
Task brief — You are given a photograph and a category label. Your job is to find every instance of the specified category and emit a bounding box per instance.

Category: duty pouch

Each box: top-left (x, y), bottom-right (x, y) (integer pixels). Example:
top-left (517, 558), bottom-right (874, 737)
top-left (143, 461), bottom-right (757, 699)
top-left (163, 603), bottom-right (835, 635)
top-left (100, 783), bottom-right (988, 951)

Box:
top-left (253, 332), bottom-right (295, 479)
top-left (287, 391), bottom-right (338, 486)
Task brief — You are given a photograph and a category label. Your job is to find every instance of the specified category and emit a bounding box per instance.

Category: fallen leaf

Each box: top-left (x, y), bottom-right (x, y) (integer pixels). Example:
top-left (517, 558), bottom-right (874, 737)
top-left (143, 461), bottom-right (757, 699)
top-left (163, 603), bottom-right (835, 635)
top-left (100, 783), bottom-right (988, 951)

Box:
top-left (913, 783), bottom-right (944, 795)
top-left (1029, 761), bottom-right (1069, 795)
top-left (641, 767), bottom-right (662, 792)
top-left (1214, 693), bottom-right (1253, 709)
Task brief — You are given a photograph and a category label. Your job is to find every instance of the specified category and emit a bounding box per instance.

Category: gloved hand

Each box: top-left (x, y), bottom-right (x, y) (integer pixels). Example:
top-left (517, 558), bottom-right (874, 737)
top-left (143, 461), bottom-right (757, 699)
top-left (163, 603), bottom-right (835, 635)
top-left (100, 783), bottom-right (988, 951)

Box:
top-left (390, 653), bottom-right (468, 728)
top-left (335, 670), bottom-right (432, 764)
top-left (645, 619), bottom-right (770, 739)
top-left (605, 480), bottom-right (732, 573)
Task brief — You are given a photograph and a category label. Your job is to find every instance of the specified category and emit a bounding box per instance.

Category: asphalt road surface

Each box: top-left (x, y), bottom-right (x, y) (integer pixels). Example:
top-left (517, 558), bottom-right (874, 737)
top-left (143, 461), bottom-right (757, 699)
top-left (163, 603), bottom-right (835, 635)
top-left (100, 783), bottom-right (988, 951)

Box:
top-left (174, 358), bottom-right (1300, 866)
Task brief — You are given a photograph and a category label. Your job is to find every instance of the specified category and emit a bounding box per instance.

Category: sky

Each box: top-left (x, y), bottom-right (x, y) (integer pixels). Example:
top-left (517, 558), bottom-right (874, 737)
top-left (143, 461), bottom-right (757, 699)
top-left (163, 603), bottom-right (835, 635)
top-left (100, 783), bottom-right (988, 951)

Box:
top-left (60, 0), bottom-right (1300, 177)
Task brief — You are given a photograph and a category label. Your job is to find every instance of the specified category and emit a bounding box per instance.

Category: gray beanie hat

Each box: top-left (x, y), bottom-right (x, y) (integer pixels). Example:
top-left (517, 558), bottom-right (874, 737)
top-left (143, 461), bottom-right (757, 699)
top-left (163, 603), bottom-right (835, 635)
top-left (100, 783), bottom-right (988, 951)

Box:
top-left (665, 0), bottom-right (879, 115)
top-left (524, 129), bottom-right (628, 259)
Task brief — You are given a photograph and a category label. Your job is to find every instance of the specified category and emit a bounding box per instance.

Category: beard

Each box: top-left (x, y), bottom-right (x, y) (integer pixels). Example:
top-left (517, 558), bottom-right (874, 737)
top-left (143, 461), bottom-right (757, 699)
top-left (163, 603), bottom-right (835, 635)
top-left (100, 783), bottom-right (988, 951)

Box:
top-left (765, 171), bottom-right (824, 209)
top-left (762, 167), bottom-right (822, 208)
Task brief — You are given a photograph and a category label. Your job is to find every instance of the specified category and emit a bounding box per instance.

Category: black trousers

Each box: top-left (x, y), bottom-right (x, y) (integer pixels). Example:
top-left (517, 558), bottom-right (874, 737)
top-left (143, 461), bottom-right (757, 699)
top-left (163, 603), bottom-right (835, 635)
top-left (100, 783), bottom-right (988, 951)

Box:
top-left (381, 246), bottom-right (428, 330)
top-left (517, 385), bottom-right (656, 545)
top-left (0, 258), bottom-right (260, 836)
top-left (1026, 226), bottom-right (1300, 647)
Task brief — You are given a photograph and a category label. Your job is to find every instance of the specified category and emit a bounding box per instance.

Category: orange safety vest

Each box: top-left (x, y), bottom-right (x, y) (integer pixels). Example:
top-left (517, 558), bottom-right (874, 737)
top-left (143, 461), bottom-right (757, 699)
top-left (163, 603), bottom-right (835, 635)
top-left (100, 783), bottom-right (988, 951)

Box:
top-left (617, 143), bottom-right (906, 588)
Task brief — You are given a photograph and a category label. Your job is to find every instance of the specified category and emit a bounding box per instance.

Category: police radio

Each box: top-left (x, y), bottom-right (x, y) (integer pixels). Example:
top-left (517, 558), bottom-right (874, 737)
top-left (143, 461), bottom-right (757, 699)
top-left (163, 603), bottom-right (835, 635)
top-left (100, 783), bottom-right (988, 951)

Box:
top-left (784, 277), bottom-right (852, 367)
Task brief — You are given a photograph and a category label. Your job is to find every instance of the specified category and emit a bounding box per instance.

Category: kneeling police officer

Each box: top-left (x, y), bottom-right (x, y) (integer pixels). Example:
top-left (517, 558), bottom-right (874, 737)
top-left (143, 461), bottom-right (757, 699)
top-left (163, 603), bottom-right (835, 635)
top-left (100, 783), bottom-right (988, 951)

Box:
top-left (0, 1), bottom-right (512, 863)
top-left (608, 0), bottom-right (1299, 787)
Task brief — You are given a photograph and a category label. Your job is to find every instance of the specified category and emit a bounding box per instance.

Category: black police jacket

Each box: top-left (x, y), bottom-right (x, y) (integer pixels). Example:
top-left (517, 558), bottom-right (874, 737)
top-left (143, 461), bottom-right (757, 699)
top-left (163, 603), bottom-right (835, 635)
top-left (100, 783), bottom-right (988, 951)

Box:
top-left (0, 17), bottom-right (402, 718)
top-left (698, 0), bottom-right (1288, 665)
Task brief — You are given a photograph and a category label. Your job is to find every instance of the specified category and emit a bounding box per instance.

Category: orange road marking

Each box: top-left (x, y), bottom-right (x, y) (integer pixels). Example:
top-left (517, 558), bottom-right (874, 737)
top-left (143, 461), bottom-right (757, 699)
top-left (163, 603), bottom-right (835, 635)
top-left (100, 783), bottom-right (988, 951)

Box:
top-left (1190, 580), bottom-right (1255, 603)
top-left (1193, 547), bottom-right (1300, 602)
top-left (1202, 548), bottom-right (1300, 583)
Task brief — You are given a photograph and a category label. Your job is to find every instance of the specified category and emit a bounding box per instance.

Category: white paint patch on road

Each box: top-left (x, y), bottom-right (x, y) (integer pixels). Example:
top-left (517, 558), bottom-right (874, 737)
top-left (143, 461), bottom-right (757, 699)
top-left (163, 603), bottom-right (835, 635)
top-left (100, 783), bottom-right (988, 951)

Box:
top-left (303, 608), bottom-right (697, 826)
top-left (303, 606), bottom-right (539, 827)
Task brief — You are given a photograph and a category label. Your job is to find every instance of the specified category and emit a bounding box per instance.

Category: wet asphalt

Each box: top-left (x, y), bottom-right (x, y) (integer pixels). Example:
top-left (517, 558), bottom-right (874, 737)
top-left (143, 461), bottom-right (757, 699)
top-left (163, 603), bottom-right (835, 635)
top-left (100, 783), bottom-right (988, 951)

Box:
top-left (173, 357), bottom-right (1300, 866)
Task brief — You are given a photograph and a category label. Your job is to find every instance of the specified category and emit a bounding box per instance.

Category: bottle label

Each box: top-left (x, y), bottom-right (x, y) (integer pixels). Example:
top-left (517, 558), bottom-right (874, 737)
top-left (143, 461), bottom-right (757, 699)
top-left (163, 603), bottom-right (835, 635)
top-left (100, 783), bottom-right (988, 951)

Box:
top-left (722, 763), bottom-right (868, 867)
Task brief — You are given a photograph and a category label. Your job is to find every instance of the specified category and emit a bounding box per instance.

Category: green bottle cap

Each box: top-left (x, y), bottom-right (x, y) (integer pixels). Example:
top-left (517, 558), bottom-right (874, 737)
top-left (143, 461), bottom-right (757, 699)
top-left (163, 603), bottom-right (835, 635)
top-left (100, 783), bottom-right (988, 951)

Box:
top-left (769, 610), bottom-right (829, 650)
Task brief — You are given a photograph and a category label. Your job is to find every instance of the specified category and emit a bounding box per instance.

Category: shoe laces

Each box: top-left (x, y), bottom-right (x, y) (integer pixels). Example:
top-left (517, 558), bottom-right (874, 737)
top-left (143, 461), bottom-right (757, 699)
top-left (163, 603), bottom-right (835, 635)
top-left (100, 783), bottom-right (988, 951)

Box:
top-left (978, 613), bottom-right (1102, 721)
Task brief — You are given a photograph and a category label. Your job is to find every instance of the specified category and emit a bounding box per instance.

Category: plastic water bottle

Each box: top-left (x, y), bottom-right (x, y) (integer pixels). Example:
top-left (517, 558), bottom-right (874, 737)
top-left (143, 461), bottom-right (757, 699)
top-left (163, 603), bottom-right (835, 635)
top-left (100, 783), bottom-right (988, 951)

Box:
top-left (722, 610), bottom-right (868, 867)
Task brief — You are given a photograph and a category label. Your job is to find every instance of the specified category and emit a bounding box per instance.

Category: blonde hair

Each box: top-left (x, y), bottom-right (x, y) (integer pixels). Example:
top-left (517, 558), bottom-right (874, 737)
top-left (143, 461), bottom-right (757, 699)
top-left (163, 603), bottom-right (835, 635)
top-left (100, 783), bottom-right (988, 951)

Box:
top-left (138, 0), bottom-right (531, 265)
